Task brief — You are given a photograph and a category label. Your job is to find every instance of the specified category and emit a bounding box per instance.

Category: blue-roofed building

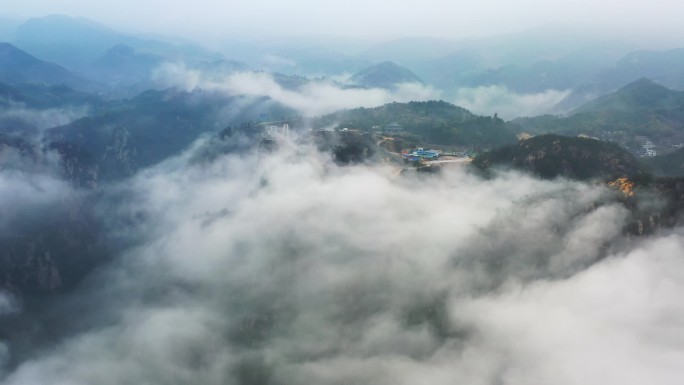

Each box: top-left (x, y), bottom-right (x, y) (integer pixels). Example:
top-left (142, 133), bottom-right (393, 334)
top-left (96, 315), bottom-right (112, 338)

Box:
top-left (411, 148), bottom-right (440, 159)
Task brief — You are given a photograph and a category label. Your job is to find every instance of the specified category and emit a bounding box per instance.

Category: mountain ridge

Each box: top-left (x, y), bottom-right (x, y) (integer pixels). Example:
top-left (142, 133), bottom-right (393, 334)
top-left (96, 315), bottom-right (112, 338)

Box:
top-left (0, 42), bottom-right (95, 90)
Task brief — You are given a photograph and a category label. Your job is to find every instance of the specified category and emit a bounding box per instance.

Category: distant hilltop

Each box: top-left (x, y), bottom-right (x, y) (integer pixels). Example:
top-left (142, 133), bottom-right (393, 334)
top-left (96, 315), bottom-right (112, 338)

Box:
top-left (346, 61), bottom-right (423, 89)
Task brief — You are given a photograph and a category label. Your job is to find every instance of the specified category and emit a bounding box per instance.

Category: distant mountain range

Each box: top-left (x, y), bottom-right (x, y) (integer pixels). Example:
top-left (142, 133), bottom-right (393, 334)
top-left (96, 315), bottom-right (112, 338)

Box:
top-left (596, 48), bottom-right (684, 91)
top-left (358, 30), bottom-right (684, 114)
top-left (5, 14), bottom-right (684, 116)
top-left (12, 14), bottom-right (221, 72)
top-left (512, 78), bottom-right (684, 148)
top-left (362, 28), bottom-right (637, 94)
top-left (87, 44), bottom-right (164, 88)
top-left (0, 43), bottom-right (97, 91)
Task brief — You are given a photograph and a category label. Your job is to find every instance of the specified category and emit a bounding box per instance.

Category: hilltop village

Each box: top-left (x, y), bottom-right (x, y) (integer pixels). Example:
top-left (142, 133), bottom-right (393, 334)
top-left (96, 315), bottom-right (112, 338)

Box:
top-left (312, 123), bottom-right (476, 169)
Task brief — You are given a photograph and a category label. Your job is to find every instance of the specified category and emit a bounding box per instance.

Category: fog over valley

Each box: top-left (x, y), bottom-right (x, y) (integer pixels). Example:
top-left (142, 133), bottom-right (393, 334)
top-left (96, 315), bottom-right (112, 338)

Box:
top-left (4, 138), bottom-right (684, 384)
top-left (2, 2), bottom-right (684, 384)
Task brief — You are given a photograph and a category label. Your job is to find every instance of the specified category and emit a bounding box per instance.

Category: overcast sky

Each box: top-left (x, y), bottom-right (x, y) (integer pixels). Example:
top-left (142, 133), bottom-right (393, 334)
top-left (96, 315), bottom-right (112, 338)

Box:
top-left (3, 0), bottom-right (684, 44)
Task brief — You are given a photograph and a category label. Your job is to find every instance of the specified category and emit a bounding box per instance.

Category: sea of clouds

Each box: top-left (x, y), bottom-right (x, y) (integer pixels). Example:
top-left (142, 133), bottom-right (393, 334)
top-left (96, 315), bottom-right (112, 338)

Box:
top-left (1, 135), bottom-right (683, 385)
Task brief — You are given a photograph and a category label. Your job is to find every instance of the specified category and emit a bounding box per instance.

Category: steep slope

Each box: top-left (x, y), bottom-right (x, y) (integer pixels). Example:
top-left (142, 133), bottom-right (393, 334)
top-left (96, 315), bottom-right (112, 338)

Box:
top-left (346, 61), bottom-right (423, 89)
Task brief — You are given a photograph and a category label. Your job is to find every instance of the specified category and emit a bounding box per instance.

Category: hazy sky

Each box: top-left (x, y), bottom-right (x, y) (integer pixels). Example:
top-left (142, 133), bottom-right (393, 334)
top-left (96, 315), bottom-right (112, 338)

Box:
top-left (3, 0), bottom-right (684, 43)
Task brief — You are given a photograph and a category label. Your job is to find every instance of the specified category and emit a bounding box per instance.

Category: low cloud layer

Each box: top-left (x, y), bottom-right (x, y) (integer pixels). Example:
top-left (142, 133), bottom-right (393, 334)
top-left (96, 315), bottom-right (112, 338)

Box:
top-left (0, 144), bottom-right (73, 231)
top-left (154, 63), bottom-right (441, 116)
top-left (2, 138), bottom-right (684, 384)
top-left (453, 86), bottom-right (570, 119)
top-left (0, 104), bottom-right (89, 132)
top-left (0, 171), bottom-right (72, 225)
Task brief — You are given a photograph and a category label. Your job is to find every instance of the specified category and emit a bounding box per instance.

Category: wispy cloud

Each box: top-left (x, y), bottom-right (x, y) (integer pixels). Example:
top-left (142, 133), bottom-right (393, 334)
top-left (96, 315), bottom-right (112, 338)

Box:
top-left (154, 63), bottom-right (441, 116)
top-left (453, 85), bottom-right (570, 119)
top-left (0, 104), bottom-right (89, 131)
